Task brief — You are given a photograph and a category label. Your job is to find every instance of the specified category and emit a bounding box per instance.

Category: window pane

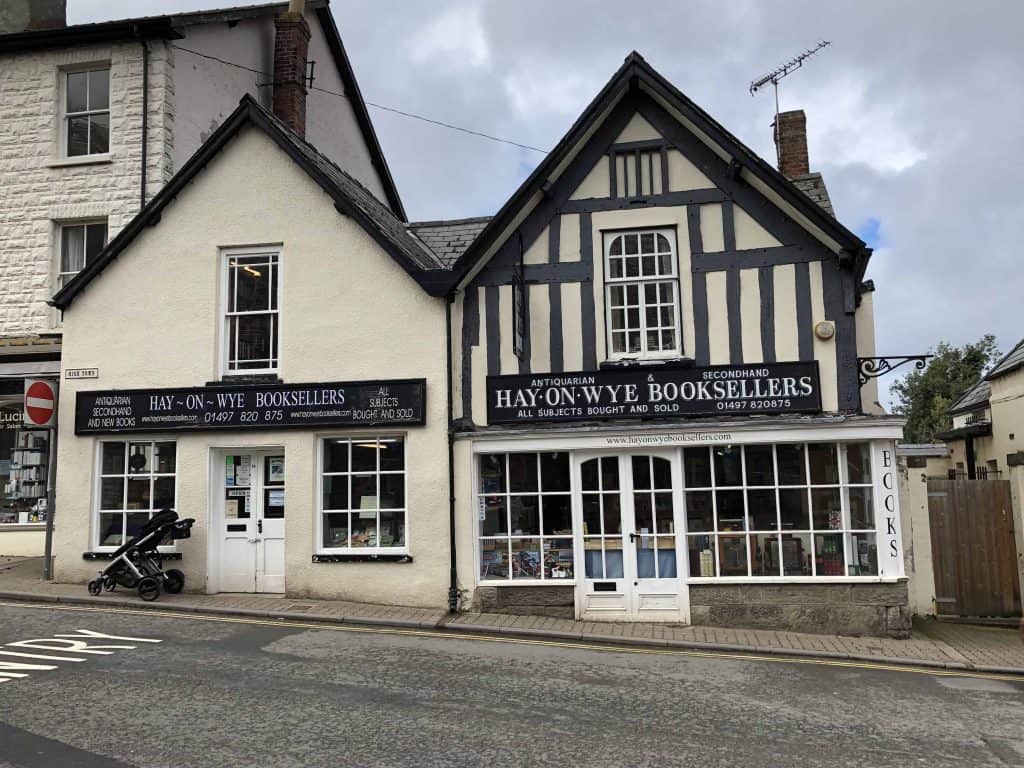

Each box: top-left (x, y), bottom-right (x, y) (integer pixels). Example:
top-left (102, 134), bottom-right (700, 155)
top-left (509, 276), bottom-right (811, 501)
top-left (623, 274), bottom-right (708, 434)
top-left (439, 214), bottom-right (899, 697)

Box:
top-left (744, 445), bottom-right (774, 485)
top-left (713, 445), bottom-right (743, 486)
top-left (542, 494), bottom-right (572, 535)
top-left (685, 491), bottom-right (713, 532)
top-left (609, 236), bottom-right (623, 256)
top-left (67, 116), bottom-right (89, 156)
top-left (127, 443), bottom-right (152, 473)
top-left (379, 439), bottom-right (405, 471)
top-left (101, 442), bottom-right (125, 474)
top-left (846, 443), bottom-right (872, 484)
top-left (684, 447), bottom-right (711, 487)
top-left (379, 474), bottom-right (404, 509)
top-left (718, 536), bottom-right (748, 576)
top-left (716, 490), bottom-right (745, 531)
top-left (481, 496), bottom-right (507, 536)
top-left (747, 489), bottom-right (777, 530)
top-left (652, 458), bottom-right (672, 490)
top-left (350, 514), bottom-right (376, 547)
top-left (604, 539), bottom-right (624, 578)
top-left (126, 478), bottom-right (151, 510)
top-left (350, 474), bottom-right (377, 510)
top-left (88, 69), bottom-right (109, 110)
top-left (634, 493), bottom-right (652, 533)
top-left (154, 442), bottom-right (176, 473)
top-left (351, 440), bottom-right (376, 472)
top-left (511, 538), bottom-right (542, 579)
top-left (779, 489), bottom-right (810, 530)
top-left (233, 259), bottom-right (271, 311)
top-left (379, 510), bottom-right (404, 547)
top-left (582, 496), bottom-right (601, 534)
top-left (323, 440), bottom-right (349, 473)
top-left (848, 487), bottom-right (874, 529)
top-left (688, 534), bottom-right (716, 576)
top-left (100, 477), bottom-right (124, 509)
top-left (540, 452), bottom-right (569, 491)
top-left (61, 226), bottom-right (85, 273)
top-left (234, 314), bottom-right (272, 367)
top-left (781, 533), bottom-right (812, 576)
top-left (322, 475), bottom-right (348, 510)
top-left (89, 113), bottom-right (109, 154)
top-left (509, 495), bottom-right (540, 535)
top-left (126, 512), bottom-right (150, 541)
top-left (153, 477), bottom-right (174, 509)
top-left (602, 494), bottom-right (621, 535)
top-left (323, 512), bottom-right (349, 548)
top-left (752, 533), bottom-right (781, 576)
top-left (508, 453), bottom-right (538, 492)
top-left (580, 459), bottom-right (599, 492)
top-left (848, 532), bottom-right (878, 576)
top-left (777, 444), bottom-right (807, 485)
top-left (601, 457), bottom-right (619, 490)
top-left (655, 493), bottom-right (673, 533)
top-left (98, 513), bottom-right (123, 547)
top-left (544, 538), bottom-right (574, 579)
top-left (632, 456), bottom-right (651, 490)
top-left (67, 71), bottom-right (87, 112)
top-left (640, 232), bottom-right (655, 253)
top-left (480, 540), bottom-right (508, 580)
top-left (479, 453), bottom-right (506, 493)
top-left (815, 533), bottom-right (844, 576)
top-left (808, 443), bottom-right (839, 485)
top-left (811, 487), bottom-right (842, 530)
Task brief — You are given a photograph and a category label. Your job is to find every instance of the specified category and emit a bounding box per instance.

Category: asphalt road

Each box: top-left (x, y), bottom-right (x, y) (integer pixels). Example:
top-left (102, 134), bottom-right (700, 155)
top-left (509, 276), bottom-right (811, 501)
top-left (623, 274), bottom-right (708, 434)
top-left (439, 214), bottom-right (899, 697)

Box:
top-left (0, 602), bottom-right (1022, 768)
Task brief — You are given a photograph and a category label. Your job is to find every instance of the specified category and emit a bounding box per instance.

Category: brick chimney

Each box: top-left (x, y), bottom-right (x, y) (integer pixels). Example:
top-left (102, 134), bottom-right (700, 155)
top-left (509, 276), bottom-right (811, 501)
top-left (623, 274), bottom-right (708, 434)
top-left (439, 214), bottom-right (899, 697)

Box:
top-left (0, 0), bottom-right (66, 34)
top-left (272, 0), bottom-right (310, 137)
top-left (775, 109), bottom-right (809, 178)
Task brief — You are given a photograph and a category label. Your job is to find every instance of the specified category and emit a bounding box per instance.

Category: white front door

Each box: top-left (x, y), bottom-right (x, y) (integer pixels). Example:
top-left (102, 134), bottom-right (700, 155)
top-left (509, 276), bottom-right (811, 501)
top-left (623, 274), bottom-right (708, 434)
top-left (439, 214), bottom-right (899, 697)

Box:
top-left (219, 451), bottom-right (285, 593)
top-left (575, 451), bottom-right (687, 621)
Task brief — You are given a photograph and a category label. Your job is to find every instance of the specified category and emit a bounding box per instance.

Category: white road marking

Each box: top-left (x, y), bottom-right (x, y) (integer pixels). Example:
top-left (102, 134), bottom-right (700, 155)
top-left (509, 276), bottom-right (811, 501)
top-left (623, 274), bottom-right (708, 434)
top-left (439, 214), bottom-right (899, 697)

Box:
top-left (0, 628), bottom-right (162, 682)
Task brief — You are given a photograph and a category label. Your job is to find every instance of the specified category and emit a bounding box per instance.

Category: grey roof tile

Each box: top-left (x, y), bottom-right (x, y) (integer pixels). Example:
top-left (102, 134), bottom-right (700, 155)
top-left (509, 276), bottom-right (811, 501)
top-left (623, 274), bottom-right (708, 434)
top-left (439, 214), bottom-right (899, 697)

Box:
top-left (950, 380), bottom-right (991, 414)
top-left (985, 336), bottom-right (1024, 380)
top-left (409, 217), bottom-right (492, 267)
top-left (790, 172), bottom-right (835, 217)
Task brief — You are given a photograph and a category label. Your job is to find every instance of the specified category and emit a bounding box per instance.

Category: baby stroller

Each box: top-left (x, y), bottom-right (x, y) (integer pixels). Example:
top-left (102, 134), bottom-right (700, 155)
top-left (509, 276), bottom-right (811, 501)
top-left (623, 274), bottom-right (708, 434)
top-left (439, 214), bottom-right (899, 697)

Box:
top-left (87, 509), bottom-right (195, 602)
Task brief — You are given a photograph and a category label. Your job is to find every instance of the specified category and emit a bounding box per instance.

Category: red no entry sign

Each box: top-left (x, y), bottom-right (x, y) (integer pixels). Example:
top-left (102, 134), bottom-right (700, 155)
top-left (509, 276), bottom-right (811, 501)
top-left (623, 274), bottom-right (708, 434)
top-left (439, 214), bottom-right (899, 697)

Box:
top-left (24, 379), bottom-right (57, 427)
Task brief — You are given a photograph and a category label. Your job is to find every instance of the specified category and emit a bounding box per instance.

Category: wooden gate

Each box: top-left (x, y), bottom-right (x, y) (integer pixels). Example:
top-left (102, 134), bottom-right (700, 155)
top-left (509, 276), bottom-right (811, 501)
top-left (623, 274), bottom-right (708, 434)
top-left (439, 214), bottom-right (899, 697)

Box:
top-left (927, 478), bottom-right (1020, 617)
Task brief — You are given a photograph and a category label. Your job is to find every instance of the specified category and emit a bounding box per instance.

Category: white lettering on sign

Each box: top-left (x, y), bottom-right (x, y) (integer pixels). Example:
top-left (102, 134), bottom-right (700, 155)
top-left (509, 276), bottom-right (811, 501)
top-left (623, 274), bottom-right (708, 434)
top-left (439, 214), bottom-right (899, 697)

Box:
top-left (65, 368), bottom-right (99, 380)
top-left (0, 629), bottom-right (161, 683)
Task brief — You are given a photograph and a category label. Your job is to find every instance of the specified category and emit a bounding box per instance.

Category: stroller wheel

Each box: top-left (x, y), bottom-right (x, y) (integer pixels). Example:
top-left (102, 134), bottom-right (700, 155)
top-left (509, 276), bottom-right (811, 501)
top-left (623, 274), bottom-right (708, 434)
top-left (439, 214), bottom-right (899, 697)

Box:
top-left (87, 579), bottom-right (102, 596)
top-left (137, 576), bottom-right (161, 602)
top-left (163, 568), bottom-right (185, 594)
top-left (103, 577), bottom-right (117, 592)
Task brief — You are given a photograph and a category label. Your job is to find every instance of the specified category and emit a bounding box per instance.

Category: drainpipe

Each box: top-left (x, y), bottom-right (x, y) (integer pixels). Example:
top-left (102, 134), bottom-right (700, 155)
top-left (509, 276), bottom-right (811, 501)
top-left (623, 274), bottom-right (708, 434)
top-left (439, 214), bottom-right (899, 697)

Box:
top-left (446, 294), bottom-right (459, 612)
top-left (139, 34), bottom-right (149, 210)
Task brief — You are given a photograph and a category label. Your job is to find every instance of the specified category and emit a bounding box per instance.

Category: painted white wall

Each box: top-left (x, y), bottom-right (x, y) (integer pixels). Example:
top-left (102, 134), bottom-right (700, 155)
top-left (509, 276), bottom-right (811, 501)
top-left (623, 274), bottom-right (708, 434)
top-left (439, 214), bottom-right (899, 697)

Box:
top-left (53, 126), bottom-right (448, 606)
top-left (0, 527), bottom-right (46, 557)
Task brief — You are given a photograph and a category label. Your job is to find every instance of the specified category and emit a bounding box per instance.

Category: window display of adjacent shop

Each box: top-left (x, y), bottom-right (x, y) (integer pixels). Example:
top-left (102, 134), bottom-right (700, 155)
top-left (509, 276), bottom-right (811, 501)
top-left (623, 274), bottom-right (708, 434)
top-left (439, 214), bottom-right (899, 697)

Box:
top-left (476, 441), bottom-right (884, 584)
top-left (0, 395), bottom-right (51, 525)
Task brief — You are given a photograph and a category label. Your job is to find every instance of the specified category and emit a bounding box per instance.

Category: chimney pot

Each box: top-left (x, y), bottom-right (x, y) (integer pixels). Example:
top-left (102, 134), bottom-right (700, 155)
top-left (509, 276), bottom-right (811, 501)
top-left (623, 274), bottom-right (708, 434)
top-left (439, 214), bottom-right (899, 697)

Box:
top-left (775, 109), bottom-right (810, 178)
top-left (272, 7), bottom-right (311, 137)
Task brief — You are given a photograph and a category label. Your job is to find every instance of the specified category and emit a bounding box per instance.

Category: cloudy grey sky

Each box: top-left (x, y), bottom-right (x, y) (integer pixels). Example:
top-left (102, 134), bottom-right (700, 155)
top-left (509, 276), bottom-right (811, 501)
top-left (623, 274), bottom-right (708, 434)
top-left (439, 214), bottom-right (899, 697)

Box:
top-left (73, 1), bottom-right (1022, 402)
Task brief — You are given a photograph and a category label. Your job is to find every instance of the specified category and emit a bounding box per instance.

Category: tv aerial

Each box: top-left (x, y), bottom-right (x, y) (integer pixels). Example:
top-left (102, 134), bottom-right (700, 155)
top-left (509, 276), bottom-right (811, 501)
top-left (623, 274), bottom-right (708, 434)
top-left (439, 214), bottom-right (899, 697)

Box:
top-left (750, 41), bottom-right (831, 163)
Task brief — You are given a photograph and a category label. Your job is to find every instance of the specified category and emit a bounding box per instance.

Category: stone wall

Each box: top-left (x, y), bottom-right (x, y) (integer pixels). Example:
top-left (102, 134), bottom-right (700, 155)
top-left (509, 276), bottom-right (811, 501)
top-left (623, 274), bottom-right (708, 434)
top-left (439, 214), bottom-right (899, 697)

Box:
top-left (0, 40), bottom-right (173, 338)
top-left (474, 586), bottom-right (575, 619)
top-left (689, 582), bottom-right (911, 638)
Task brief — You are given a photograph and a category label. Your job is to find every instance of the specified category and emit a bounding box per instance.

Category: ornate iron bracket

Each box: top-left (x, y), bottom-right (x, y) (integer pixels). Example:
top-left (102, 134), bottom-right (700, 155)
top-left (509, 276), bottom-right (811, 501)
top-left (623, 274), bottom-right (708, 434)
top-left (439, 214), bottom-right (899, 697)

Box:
top-left (857, 356), bottom-right (933, 385)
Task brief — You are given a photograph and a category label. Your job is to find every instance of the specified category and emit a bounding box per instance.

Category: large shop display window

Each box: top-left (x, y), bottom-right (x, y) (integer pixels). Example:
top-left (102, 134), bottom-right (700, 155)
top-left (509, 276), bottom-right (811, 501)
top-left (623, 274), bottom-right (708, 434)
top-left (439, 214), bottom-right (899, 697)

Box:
top-left (96, 441), bottom-right (177, 548)
top-left (320, 437), bottom-right (407, 552)
top-left (0, 397), bottom-right (50, 525)
top-left (476, 443), bottom-right (880, 583)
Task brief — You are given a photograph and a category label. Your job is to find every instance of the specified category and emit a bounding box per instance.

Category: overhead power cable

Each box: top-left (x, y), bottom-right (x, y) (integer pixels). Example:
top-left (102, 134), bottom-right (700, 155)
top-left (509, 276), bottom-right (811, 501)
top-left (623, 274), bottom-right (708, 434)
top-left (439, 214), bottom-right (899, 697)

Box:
top-left (170, 44), bottom-right (548, 154)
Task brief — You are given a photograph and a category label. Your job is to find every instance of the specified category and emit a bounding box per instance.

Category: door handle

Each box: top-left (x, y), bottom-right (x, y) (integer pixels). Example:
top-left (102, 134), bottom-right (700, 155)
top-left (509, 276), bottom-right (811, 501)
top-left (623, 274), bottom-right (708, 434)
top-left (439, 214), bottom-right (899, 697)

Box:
top-left (247, 537), bottom-right (260, 544)
top-left (628, 532), bottom-right (637, 543)
top-left (257, 519), bottom-right (263, 534)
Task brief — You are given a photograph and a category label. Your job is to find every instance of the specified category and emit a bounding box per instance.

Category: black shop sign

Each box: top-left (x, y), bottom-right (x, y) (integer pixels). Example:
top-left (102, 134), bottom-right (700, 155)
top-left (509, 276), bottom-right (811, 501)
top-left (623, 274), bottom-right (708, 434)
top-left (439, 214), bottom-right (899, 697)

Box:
top-left (75, 379), bottom-right (426, 434)
top-left (488, 362), bottom-right (820, 425)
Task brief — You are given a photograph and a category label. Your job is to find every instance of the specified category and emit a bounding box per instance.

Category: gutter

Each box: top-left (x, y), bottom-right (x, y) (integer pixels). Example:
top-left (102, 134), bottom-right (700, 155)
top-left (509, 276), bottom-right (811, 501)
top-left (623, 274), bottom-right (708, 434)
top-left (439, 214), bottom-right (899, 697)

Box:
top-left (445, 295), bottom-right (459, 612)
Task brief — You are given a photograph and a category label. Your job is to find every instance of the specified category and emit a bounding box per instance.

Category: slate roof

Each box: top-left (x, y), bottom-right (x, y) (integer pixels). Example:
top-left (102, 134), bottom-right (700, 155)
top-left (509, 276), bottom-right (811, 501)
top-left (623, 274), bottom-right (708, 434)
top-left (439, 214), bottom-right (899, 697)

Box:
top-left (52, 96), bottom-right (448, 310)
top-left (985, 336), bottom-right (1024, 381)
top-left (790, 172), bottom-right (835, 217)
top-left (949, 380), bottom-right (991, 415)
top-left (409, 217), bottom-right (492, 267)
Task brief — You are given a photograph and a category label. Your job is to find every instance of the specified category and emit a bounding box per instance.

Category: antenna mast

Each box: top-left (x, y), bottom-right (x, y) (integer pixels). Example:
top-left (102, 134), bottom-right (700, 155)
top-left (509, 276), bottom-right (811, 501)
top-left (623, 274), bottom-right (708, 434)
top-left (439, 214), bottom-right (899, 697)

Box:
top-left (750, 40), bottom-right (831, 164)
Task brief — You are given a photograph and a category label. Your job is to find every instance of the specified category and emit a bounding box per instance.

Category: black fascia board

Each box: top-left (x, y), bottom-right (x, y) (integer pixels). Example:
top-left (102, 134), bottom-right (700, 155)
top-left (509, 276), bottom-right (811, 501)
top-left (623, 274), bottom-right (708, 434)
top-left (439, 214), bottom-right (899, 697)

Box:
top-left (0, 18), bottom-right (181, 52)
top-left (313, 5), bottom-right (407, 222)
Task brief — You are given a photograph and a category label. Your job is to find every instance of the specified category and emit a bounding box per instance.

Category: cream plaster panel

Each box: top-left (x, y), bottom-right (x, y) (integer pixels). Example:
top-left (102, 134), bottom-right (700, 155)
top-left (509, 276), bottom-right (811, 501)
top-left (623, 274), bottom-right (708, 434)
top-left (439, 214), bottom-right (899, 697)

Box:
top-left (666, 149), bottom-right (715, 192)
top-left (615, 112), bottom-right (661, 143)
top-left (0, 529), bottom-right (45, 557)
top-left (590, 206), bottom-right (693, 361)
top-left (529, 283), bottom-right (550, 375)
top-left (773, 265), bottom-right (799, 361)
top-left (471, 286), bottom-right (488, 426)
top-left (561, 282), bottom-right (583, 371)
top-left (523, 224), bottom-right (549, 265)
top-left (699, 203), bottom-right (724, 253)
top-left (985, 369), bottom-right (1024, 467)
top-left (739, 268), bottom-right (763, 363)
top-left (734, 204), bottom-right (782, 249)
top-left (559, 214), bottom-right (581, 262)
top-left (624, 155), bottom-right (636, 198)
top-left (640, 153), bottom-right (652, 194)
top-left (53, 126), bottom-right (449, 605)
top-left (451, 293), bottom-right (464, 420)
top-left (499, 284), bottom-right (517, 375)
top-left (706, 271), bottom-right (729, 365)
top-left (569, 157), bottom-right (610, 200)
top-left (856, 291), bottom-right (883, 414)
top-left (810, 261), bottom-right (838, 412)
top-left (453, 438), bottom-right (477, 598)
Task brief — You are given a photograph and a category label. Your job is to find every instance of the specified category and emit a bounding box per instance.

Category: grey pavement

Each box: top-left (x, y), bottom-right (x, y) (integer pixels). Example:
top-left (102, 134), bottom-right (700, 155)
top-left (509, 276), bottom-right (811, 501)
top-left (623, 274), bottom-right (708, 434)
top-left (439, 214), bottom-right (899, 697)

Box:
top-left (0, 602), bottom-right (1023, 768)
top-left (1, 557), bottom-right (1023, 674)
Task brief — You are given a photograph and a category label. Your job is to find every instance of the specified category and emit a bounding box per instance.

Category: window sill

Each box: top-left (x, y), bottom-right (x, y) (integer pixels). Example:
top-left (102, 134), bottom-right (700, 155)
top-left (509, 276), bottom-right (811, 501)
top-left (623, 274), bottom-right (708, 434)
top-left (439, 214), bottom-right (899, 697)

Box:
top-left (601, 356), bottom-right (693, 369)
top-left (313, 553), bottom-right (412, 563)
top-left (208, 374), bottom-right (282, 386)
top-left (685, 576), bottom-right (901, 584)
top-left (0, 523), bottom-right (47, 532)
top-left (481, 579), bottom-right (576, 587)
top-left (48, 154), bottom-right (113, 168)
top-left (83, 550), bottom-right (182, 561)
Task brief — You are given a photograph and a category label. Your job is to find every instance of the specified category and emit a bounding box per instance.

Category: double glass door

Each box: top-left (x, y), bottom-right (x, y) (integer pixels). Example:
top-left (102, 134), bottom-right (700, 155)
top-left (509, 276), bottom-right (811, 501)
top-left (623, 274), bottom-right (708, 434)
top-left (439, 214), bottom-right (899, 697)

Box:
top-left (575, 451), bottom-right (686, 621)
top-left (219, 451), bottom-right (285, 593)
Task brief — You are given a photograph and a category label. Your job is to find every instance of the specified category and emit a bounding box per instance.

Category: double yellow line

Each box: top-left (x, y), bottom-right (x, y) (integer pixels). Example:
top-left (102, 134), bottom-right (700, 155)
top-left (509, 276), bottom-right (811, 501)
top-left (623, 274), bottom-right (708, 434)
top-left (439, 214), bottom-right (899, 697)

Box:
top-left (1, 600), bottom-right (1020, 683)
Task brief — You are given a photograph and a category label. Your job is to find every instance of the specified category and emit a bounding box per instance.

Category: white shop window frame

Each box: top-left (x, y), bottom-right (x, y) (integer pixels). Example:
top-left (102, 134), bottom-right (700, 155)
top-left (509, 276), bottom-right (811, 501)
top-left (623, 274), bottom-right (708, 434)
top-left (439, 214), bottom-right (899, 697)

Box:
top-left (602, 227), bottom-right (682, 361)
top-left (92, 437), bottom-right (178, 553)
top-left (58, 62), bottom-right (111, 161)
top-left (471, 436), bottom-right (904, 587)
top-left (218, 246), bottom-right (283, 378)
top-left (315, 434), bottom-right (410, 555)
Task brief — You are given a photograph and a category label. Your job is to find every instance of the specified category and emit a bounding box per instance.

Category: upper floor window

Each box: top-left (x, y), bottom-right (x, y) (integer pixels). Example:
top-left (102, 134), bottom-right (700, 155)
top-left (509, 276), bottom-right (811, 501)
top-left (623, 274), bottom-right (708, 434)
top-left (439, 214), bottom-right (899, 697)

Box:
top-left (57, 220), bottom-right (107, 290)
top-left (604, 229), bottom-right (680, 359)
top-left (223, 249), bottom-right (280, 375)
top-left (63, 67), bottom-right (109, 157)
